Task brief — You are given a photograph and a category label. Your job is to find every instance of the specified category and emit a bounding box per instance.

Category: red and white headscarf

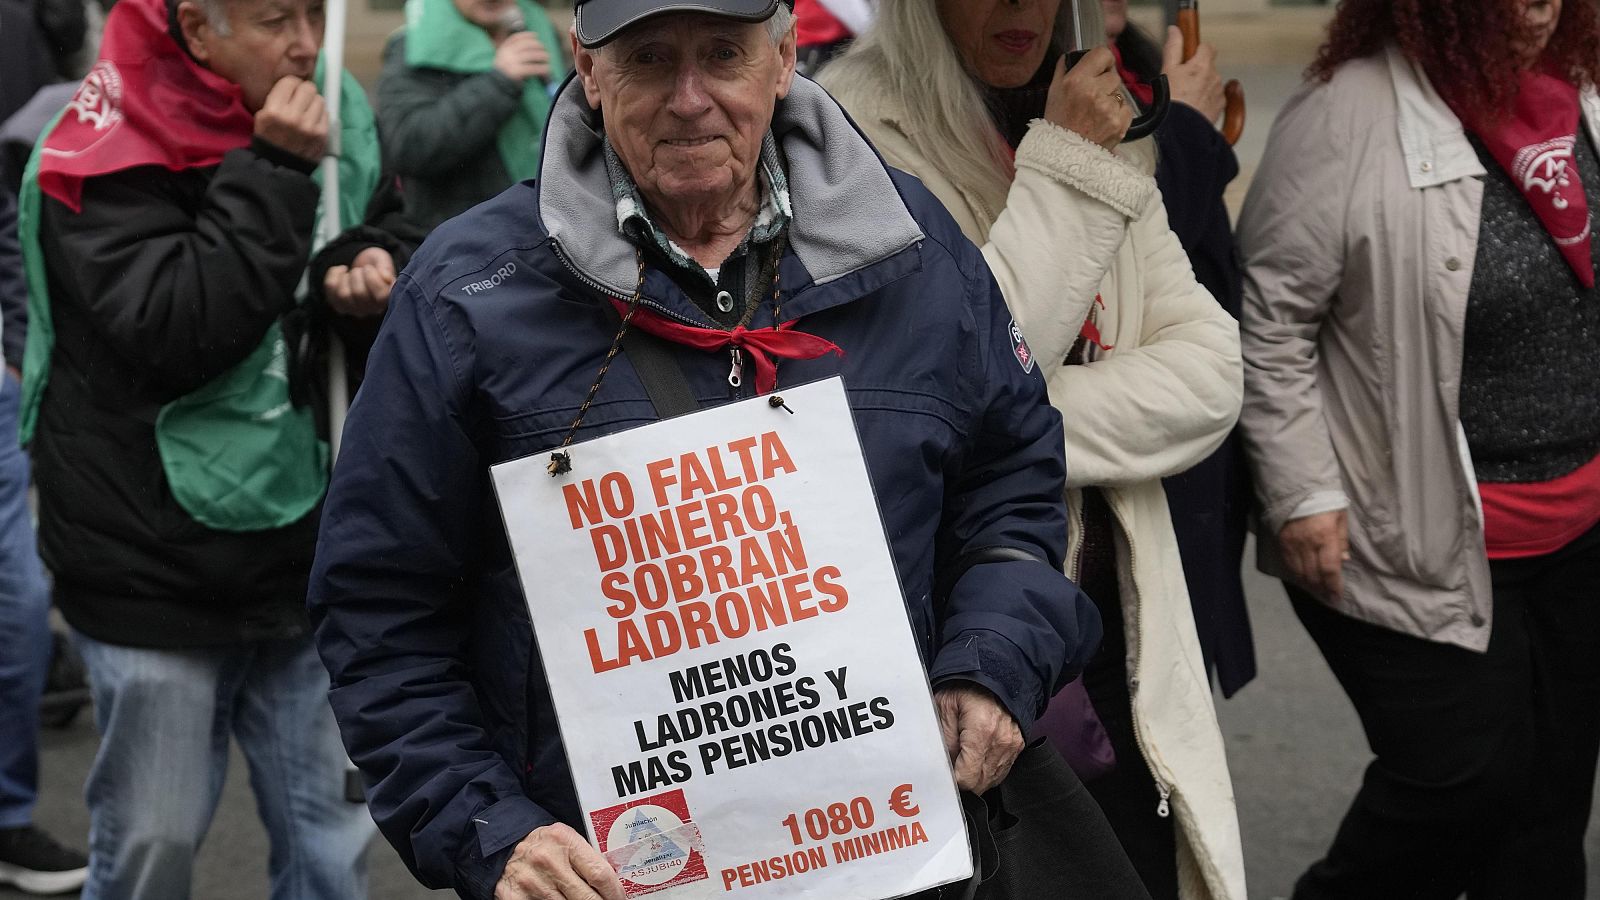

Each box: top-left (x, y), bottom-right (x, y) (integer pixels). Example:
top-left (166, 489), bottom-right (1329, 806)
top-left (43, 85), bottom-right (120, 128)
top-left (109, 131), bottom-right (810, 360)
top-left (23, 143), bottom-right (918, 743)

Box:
top-left (1449, 71), bottom-right (1595, 288)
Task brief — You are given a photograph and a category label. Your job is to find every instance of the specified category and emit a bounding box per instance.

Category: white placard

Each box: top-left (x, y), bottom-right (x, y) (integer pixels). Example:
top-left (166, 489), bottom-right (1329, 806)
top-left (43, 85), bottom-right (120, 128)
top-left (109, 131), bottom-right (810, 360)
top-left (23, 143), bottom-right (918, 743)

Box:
top-left (492, 377), bottom-right (971, 899)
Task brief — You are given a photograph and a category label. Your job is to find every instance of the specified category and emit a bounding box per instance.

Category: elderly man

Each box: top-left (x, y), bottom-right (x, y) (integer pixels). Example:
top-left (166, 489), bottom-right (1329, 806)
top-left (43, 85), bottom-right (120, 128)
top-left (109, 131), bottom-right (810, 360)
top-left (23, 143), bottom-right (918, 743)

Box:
top-left (309, 0), bottom-right (1100, 897)
top-left (21, 0), bottom-right (378, 895)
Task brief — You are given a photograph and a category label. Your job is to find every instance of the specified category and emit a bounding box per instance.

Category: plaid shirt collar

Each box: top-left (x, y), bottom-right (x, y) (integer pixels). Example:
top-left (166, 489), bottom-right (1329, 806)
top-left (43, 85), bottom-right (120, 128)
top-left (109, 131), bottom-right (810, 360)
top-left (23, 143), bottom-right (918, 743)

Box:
top-left (602, 131), bottom-right (791, 285)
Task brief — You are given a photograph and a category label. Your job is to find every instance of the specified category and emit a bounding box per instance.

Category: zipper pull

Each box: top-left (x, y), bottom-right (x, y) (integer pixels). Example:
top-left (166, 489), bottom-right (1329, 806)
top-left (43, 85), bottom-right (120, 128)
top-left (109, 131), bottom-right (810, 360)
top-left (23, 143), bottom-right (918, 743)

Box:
top-left (1156, 786), bottom-right (1171, 819)
top-left (727, 347), bottom-right (744, 388)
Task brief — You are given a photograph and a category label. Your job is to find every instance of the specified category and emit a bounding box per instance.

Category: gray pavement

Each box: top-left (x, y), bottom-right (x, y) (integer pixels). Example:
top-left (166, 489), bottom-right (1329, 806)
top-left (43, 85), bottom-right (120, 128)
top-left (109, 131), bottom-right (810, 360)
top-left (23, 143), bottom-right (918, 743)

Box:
top-left (11, 564), bottom-right (1600, 899)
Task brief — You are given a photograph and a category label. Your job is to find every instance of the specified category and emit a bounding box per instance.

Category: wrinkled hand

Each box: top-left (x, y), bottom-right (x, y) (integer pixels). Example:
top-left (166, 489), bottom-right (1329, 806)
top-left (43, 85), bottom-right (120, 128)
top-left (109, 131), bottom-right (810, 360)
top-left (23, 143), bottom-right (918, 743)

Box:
top-left (494, 30), bottom-right (552, 83)
top-left (496, 823), bottom-right (625, 900)
top-left (1160, 26), bottom-right (1225, 124)
top-left (323, 247), bottom-right (396, 318)
top-left (934, 683), bottom-right (1024, 794)
top-left (1043, 47), bottom-right (1133, 151)
top-left (254, 76), bottom-right (328, 164)
top-left (1279, 509), bottom-right (1349, 603)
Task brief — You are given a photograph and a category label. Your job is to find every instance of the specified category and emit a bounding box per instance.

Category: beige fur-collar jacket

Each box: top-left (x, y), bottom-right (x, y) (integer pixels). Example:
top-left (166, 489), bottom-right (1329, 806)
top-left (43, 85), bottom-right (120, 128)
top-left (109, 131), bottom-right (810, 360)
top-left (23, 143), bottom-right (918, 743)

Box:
top-left (828, 83), bottom-right (1246, 900)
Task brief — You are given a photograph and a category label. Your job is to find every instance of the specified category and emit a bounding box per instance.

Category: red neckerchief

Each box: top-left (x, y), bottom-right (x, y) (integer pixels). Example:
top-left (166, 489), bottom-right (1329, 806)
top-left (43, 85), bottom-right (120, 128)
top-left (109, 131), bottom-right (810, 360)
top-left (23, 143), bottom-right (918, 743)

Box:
top-left (1447, 71), bottom-right (1594, 288)
top-left (1081, 294), bottom-right (1113, 352)
top-left (610, 300), bottom-right (844, 395)
top-left (38, 0), bottom-right (253, 212)
top-left (1109, 44), bottom-right (1155, 108)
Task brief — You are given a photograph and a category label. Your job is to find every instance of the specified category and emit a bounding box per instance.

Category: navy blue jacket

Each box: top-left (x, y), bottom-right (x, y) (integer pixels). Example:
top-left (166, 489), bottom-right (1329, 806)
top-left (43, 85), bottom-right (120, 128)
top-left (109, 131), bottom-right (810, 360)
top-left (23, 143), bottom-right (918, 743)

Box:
top-left (1153, 101), bottom-right (1256, 698)
top-left (308, 78), bottom-right (1099, 899)
top-left (1118, 27), bottom-right (1256, 697)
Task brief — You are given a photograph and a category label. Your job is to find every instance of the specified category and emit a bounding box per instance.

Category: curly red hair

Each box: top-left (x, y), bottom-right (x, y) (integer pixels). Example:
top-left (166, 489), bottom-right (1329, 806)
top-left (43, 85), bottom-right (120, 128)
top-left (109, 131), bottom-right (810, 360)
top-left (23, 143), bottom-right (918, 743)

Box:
top-left (1310, 0), bottom-right (1600, 123)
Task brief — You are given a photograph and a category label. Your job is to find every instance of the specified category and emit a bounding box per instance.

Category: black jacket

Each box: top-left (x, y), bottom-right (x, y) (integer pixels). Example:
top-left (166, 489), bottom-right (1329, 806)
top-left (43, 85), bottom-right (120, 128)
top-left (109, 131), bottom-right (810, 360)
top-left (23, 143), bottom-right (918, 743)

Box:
top-left (33, 139), bottom-right (326, 647)
top-left (1117, 23), bottom-right (1255, 697)
top-left (0, 0), bottom-right (59, 126)
top-left (1153, 101), bottom-right (1256, 697)
top-left (0, 186), bottom-right (22, 371)
top-left (376, 34), bottom-right (524, 232)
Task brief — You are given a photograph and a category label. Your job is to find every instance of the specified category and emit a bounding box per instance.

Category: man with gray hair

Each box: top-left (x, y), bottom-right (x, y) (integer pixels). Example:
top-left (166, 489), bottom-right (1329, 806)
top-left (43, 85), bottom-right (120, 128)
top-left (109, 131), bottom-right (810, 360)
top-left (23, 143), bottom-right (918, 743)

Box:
top-left (19, 0), bottom-right (380, 894)
top-left (311, 0), bottom-right (1104, 898)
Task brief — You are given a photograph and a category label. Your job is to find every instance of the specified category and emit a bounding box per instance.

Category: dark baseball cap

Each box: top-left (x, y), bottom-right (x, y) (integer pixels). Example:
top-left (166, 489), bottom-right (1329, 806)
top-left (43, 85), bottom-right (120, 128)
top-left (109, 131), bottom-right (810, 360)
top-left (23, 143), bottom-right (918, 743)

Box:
top-left (573, 0), bottom-right (794, 48)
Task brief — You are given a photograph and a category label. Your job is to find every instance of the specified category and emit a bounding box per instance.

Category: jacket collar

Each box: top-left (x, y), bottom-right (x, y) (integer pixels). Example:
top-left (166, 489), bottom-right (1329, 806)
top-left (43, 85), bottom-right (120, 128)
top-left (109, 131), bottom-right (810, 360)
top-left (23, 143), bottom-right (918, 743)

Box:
top-left (537, 73), bottom-right (924, 302)
top-left (1386, 42), bottom-right (1600, 189)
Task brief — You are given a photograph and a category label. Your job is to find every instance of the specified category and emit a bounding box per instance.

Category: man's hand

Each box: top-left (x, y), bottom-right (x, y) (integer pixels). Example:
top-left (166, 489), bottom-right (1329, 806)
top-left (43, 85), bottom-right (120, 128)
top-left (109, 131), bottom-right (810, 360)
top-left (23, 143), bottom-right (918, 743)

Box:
top-left (254, 76), bottom-right (328, 164)
top-left (934, 683), bottom-right (1024, 794)
top-left (1160, 26), bottom-right (1226, 124)
top-left (496, 823), bottom-right (626, 900)
top-left (322, 247), bottom-right (396, 318)
top-left (1043, 48), bottom-right (1134, 152)
top-left (494, 30), bottom-right (553, 83)
top-left (1279, 509), bottom-right (1349, 603)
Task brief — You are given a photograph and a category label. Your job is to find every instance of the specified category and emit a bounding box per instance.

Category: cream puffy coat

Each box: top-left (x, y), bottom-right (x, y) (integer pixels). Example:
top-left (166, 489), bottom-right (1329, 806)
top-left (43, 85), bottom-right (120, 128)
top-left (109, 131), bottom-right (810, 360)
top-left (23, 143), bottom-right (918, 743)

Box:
top-left (827, 84), bottom-right (1246, 900)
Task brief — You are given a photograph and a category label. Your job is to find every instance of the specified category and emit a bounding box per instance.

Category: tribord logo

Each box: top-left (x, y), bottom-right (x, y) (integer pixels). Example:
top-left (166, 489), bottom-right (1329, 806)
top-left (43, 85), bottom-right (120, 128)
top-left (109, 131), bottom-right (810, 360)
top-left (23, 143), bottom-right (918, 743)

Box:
top-left (1009, 319), bottom-right (1035, 374)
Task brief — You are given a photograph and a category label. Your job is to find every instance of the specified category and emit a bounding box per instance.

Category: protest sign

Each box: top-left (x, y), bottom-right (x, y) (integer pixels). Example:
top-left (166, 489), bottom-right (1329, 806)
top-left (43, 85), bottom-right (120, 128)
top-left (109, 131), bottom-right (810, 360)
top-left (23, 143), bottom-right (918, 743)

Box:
top-left (491, 377), bottom-right (971, 899)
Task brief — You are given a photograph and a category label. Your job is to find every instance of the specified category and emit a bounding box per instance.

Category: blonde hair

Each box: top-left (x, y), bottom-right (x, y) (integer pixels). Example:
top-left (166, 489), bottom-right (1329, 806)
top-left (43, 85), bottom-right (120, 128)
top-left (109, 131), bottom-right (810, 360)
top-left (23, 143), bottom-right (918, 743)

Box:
top-left (820, 0), bottom-right (1074, 226)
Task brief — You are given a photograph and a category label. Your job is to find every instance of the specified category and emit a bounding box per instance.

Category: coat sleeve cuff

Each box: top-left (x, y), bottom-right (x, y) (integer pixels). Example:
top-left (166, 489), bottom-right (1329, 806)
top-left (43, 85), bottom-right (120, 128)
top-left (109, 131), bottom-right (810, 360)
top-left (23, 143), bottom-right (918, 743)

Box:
top-left (1014, 120), bottom-right (1156, 219)
top-left (1288, 490), bottom-right (1349, 522)
top-left (1261, 485), bottom-right (1347, 536)
top-left (454, 794), bottom-right (557, 900)
top-left (248, 136), bottom-right (319, 175)
top-left (486, 69), bottom-right (528, 100)
top-left (929, 629), bottom-right (1043, 736)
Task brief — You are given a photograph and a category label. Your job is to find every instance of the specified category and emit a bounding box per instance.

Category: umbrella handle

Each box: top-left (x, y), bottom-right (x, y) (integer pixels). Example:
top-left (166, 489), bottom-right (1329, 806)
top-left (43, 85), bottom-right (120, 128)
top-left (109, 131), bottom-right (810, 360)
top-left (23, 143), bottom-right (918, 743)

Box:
top-left (1221, 80), bottom-right (1246, 145)
top-left (1064, 50), bottom-right (1171, 142)
top-left (1177, 6), bottom-right (1246, 146)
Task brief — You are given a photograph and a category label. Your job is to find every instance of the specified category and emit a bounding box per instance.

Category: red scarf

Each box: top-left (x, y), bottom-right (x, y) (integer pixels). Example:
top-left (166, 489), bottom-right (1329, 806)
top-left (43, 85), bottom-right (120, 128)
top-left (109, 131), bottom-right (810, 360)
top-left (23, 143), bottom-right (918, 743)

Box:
top-left (1448, 71), bottom-right (1594, 288)
top-left (611, 300), bottom-right (844, 395)
top-left (1109, 45), bottom-right (1154, 108)
top-left (38, 0), bottom-right (253, 212)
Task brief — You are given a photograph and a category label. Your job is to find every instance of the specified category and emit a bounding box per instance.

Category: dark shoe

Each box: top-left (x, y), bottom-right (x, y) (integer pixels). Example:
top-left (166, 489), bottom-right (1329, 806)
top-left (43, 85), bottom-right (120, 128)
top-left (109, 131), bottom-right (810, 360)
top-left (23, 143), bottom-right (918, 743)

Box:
top-left (0, 825), bottom-right (88, 895)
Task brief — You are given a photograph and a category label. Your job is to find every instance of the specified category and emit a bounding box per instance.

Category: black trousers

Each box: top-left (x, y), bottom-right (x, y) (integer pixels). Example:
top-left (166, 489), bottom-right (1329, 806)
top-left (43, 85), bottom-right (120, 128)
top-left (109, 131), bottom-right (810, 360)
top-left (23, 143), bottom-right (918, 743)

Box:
top-left (1080, 554), bottom-right (1180, 899)
top-left (907, 744), bottom-right (1150, 900)
top-left (1290, 523), bottom-right (1600, 900)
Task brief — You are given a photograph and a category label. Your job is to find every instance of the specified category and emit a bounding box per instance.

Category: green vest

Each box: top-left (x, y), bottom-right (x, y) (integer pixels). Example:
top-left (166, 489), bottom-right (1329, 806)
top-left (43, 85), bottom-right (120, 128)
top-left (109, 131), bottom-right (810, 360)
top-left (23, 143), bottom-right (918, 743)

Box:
top-left (18, 62), bottom-right (381, 533)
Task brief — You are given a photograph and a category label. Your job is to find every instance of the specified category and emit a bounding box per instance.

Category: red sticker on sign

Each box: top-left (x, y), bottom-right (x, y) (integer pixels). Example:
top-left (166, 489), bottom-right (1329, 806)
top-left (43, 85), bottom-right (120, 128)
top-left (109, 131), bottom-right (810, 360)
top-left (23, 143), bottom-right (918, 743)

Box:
top-left (591, 789), bottom-right (708, 896)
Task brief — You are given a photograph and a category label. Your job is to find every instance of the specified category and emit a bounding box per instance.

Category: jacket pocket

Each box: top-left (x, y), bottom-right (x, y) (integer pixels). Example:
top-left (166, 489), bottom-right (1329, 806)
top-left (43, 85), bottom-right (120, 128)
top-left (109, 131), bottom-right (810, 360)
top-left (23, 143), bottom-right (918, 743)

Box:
top-left (486, 397), bottom-right (659, 463)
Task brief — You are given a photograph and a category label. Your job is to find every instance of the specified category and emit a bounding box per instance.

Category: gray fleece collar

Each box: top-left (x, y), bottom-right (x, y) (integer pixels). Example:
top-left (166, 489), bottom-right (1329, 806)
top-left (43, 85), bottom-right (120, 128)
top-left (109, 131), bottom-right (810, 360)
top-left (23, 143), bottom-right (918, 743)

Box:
top-left (538, 74), bottom-right (924, 298)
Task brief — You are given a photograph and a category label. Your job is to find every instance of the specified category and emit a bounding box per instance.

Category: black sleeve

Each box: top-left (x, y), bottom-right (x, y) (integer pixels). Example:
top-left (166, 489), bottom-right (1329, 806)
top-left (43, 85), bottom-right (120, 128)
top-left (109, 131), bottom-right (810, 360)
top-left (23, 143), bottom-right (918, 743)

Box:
top-left (32, 0), bottom-right (87, 77)
top-left (0, 186), bottom-right (24, 370)
top-left (1155, 102), bottom-right (1244, 319)
top-left (291, 174), bottom-right (429, 410)
top-left (38, 145), bottom-right (320, 400)
top-left (376, 35), bottom-right (525, 177)
top-left (306, 172), bottom-right (426, 289)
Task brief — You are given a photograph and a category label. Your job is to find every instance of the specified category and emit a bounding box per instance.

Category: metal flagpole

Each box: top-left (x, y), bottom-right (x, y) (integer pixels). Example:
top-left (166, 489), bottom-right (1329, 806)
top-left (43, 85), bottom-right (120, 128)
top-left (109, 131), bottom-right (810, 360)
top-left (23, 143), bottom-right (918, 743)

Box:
top-left (319, 0), bottom-right (350, 462)
top-left (319, 0), bottom-right (369, 807)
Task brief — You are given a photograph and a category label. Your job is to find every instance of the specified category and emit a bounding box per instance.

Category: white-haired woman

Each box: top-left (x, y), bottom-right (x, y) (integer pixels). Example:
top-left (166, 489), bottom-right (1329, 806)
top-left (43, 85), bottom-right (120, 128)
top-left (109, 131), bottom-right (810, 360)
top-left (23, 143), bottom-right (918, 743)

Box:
top-left (823, 3), bottom-right (1245, 899)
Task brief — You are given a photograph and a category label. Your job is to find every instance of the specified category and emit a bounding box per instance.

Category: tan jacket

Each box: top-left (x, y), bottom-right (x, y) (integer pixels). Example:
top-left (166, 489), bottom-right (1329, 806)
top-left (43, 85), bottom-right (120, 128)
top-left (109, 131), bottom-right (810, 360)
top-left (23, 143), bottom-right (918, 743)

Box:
top-left (829, 84), bottom-right (1246, 900)
top-left (1238, 47), bottom-right (1600, 651)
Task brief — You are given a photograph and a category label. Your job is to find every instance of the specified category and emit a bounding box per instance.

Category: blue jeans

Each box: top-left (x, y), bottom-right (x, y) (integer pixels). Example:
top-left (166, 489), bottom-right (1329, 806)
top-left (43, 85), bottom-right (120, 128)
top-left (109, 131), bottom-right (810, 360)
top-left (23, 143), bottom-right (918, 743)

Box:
top-left (0, 373), bottom-right (52, 829)
top-left (74, 633), bottom-right (374, 900)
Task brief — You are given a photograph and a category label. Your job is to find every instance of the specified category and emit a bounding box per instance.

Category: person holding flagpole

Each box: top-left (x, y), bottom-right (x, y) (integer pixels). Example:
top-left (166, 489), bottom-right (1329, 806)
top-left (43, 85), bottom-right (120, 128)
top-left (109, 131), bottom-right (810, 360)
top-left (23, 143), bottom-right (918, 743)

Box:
top-left (15, 0), bottom-right (382, 893)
